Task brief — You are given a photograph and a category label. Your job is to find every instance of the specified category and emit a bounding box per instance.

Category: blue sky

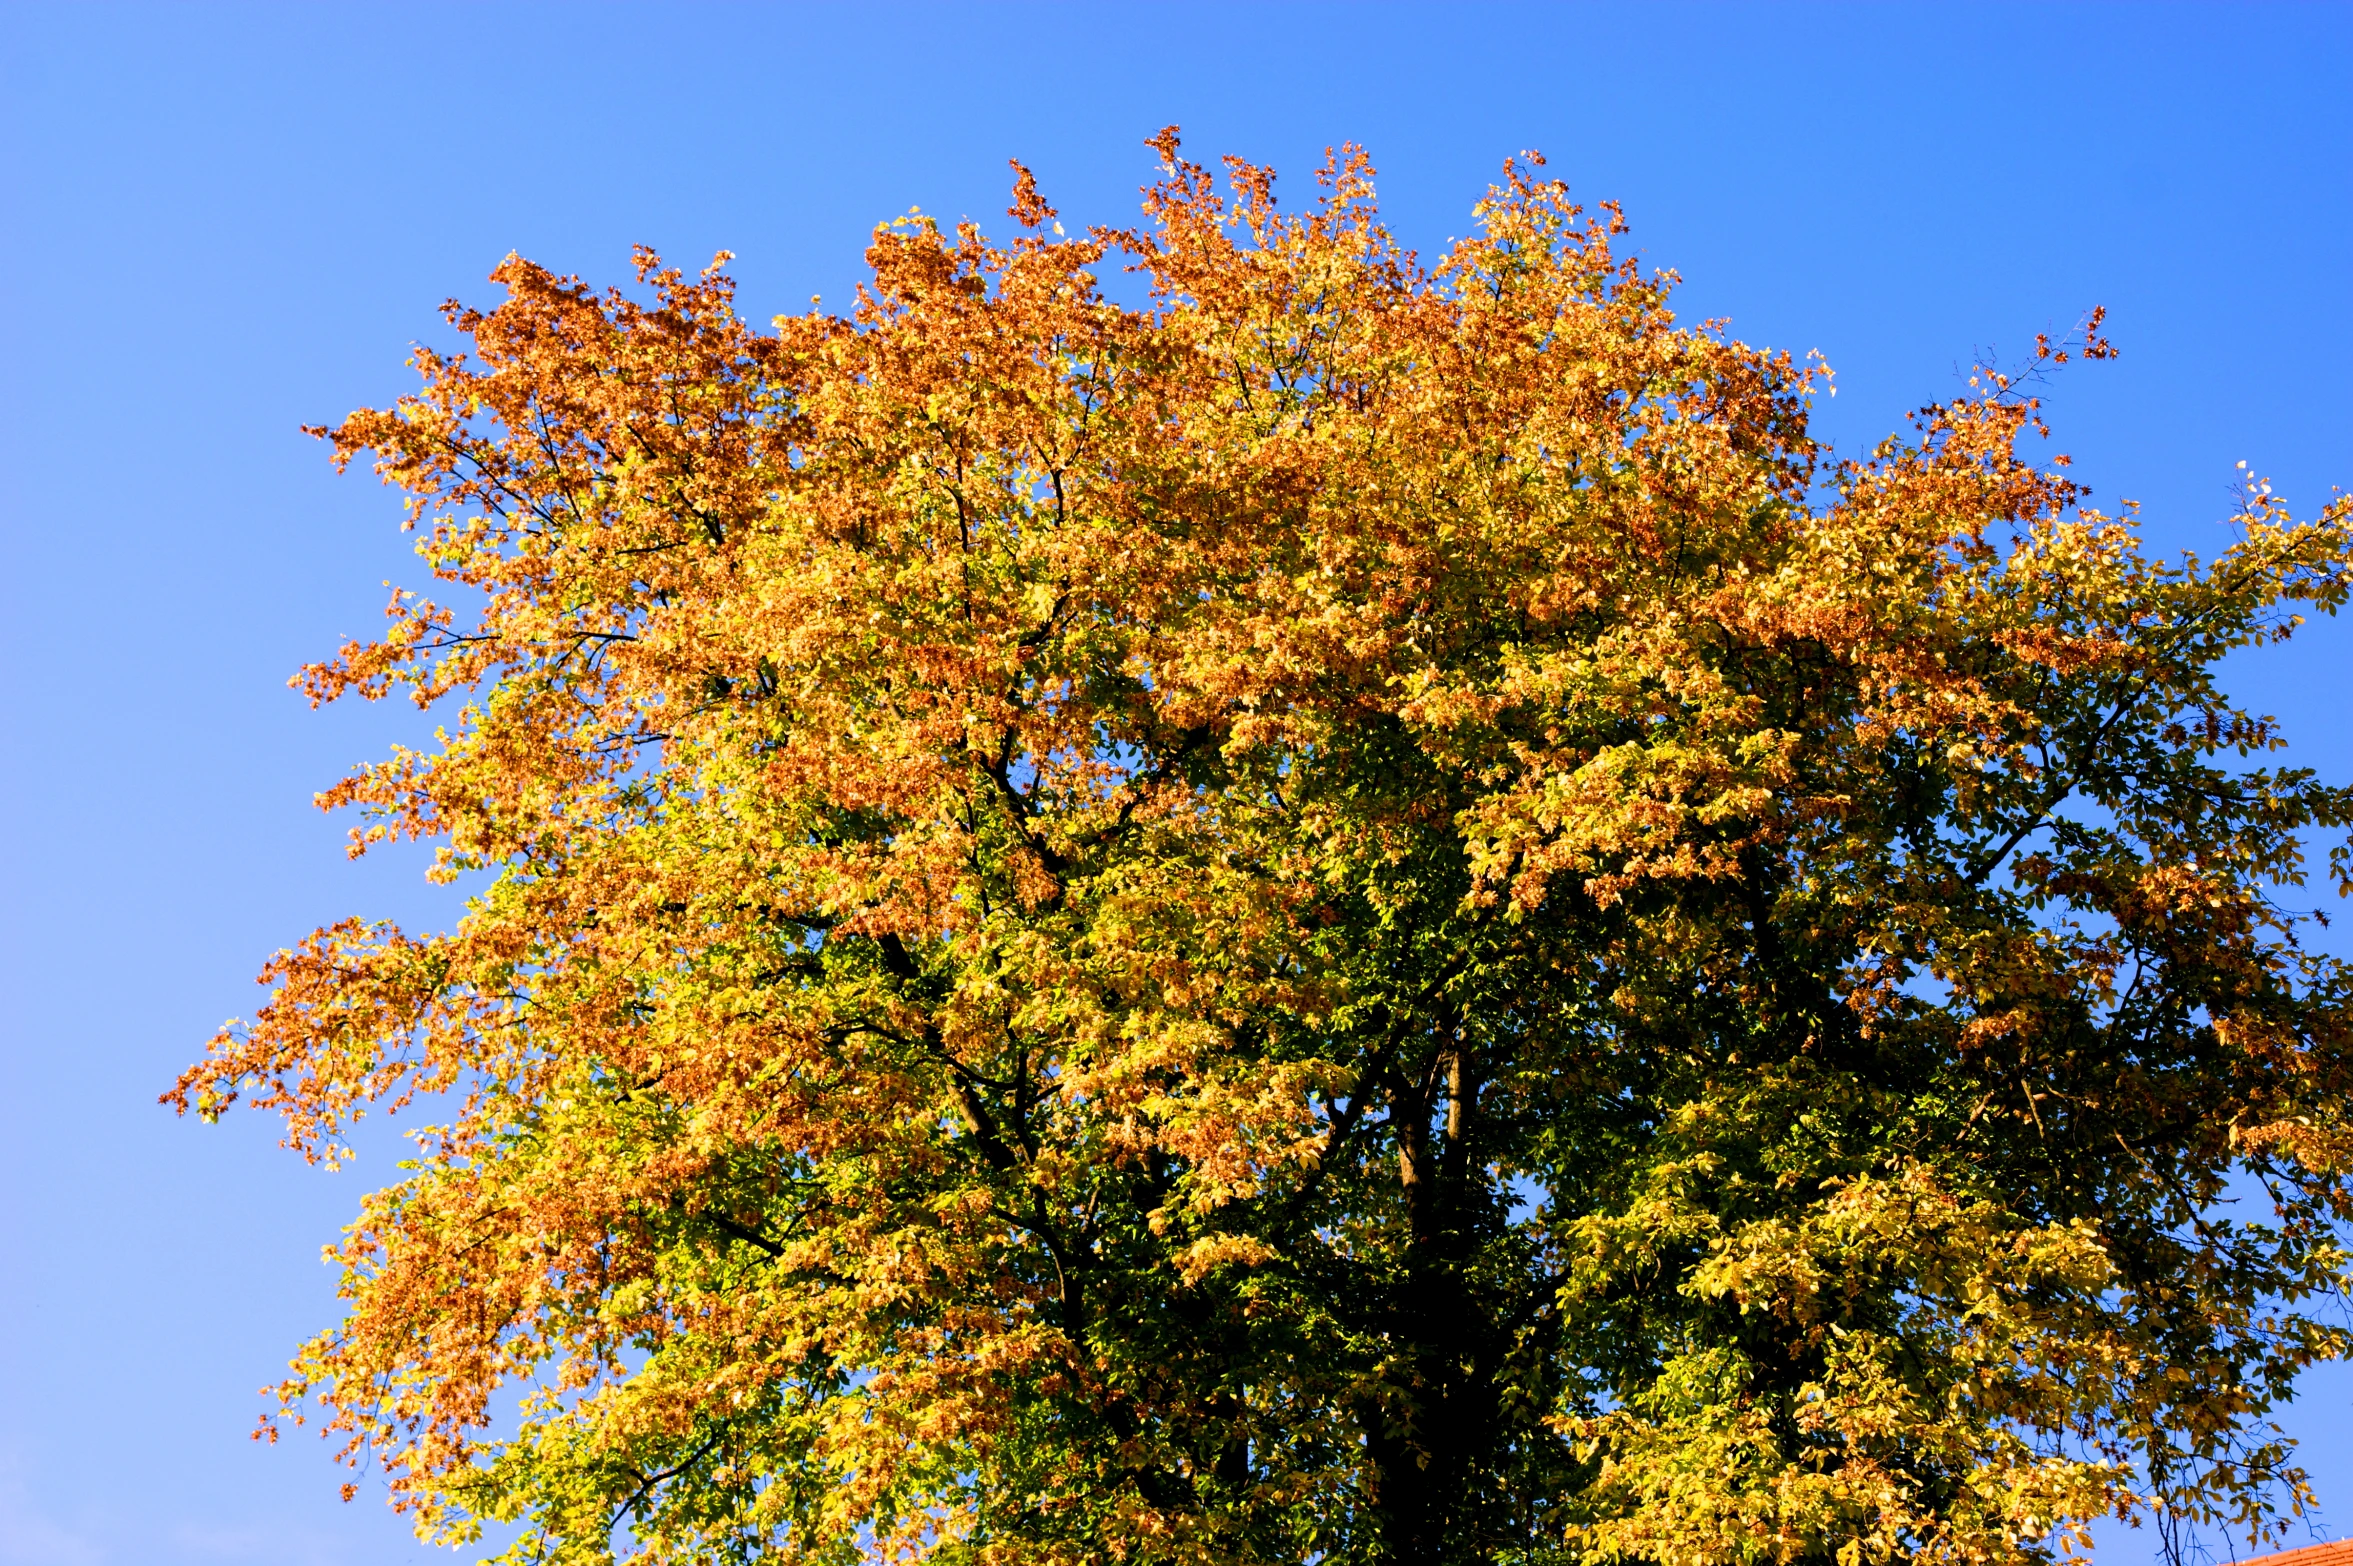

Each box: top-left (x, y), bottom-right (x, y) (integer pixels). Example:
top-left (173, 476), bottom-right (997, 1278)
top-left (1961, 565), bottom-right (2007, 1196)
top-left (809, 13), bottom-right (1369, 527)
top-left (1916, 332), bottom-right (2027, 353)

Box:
top-left (1, 4), bottom-right (2346, 1563)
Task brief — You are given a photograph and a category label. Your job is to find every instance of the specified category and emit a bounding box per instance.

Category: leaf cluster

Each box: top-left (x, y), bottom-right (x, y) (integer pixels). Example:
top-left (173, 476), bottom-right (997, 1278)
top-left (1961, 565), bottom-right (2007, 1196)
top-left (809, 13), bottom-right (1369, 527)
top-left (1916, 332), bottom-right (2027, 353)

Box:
top-left (172, 134), bottom-right (2353, 1566)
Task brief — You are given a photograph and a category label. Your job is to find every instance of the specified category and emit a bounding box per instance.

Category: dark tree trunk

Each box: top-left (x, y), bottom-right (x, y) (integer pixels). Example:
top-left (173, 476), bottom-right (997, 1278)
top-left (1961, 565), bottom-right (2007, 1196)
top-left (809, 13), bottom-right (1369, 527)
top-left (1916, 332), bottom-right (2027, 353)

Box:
top-left (1367, 1033), bottom-right (1491, 1565)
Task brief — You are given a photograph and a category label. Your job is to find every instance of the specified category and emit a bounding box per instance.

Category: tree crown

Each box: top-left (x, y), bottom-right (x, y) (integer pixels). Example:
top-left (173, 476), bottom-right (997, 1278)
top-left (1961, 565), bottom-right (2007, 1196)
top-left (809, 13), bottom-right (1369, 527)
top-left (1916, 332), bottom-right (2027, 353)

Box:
top-left (174, 134), bottom-right (2353, 1566)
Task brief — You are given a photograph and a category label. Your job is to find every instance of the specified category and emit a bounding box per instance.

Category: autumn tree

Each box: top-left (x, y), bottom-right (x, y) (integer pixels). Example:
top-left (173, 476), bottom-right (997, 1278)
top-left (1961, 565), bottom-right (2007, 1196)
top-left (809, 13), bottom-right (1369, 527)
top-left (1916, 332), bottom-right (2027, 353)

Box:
top-left (173, 133), bottom-right (2353, 1566)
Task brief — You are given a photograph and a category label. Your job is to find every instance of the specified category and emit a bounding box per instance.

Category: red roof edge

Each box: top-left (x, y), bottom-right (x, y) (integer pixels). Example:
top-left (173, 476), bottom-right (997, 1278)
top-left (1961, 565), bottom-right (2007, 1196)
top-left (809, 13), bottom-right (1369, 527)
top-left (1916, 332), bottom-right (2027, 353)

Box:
top-left (2237, 1543), bottom-right (2353, 1566)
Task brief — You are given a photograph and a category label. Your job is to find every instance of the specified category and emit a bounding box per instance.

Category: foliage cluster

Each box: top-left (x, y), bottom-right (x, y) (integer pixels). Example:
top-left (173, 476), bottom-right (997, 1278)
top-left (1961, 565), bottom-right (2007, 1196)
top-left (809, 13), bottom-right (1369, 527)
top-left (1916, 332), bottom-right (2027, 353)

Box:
top-left (175, 134), bottom-right (2353, 1566)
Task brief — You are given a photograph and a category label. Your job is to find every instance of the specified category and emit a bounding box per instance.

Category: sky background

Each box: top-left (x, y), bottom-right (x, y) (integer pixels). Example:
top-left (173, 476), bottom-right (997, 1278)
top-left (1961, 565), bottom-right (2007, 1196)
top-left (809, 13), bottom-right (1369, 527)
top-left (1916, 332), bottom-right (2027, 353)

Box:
top-left (1, 4), bottom-right (2348, 1563)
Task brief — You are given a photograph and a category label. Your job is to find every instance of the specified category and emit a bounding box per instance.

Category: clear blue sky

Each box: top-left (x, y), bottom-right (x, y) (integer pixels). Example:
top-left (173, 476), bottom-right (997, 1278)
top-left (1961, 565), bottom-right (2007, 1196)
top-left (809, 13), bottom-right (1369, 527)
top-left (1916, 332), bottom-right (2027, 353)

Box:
top-left (1, 5), bottom-right (2346, 1563)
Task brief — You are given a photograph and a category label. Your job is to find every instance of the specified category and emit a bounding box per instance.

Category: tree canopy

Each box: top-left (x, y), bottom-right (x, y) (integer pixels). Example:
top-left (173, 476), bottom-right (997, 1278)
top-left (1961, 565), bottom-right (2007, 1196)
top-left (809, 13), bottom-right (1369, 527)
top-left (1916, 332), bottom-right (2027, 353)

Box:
top-left (173, 134), bottom-right (2353, 1566)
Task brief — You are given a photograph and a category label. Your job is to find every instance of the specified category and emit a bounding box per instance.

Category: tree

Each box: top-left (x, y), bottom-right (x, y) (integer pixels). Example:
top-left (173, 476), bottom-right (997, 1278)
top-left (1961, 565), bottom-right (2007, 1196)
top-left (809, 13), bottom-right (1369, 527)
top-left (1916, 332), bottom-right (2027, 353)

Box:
top-left (171, 133), bottom-right (2353, 1566)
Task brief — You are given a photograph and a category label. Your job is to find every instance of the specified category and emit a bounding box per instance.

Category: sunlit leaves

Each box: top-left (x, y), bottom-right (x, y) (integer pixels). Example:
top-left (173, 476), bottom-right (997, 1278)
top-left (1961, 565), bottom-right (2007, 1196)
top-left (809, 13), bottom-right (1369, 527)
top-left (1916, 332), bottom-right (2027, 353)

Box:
top-left (173, 133), bottom-right (2353, 1566)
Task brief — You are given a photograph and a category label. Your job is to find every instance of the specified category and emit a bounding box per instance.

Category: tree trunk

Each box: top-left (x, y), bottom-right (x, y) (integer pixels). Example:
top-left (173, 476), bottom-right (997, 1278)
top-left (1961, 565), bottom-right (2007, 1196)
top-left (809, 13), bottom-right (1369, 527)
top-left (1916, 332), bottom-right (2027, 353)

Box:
top-left (1368, 1032), bottom-right (1486, 1564)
